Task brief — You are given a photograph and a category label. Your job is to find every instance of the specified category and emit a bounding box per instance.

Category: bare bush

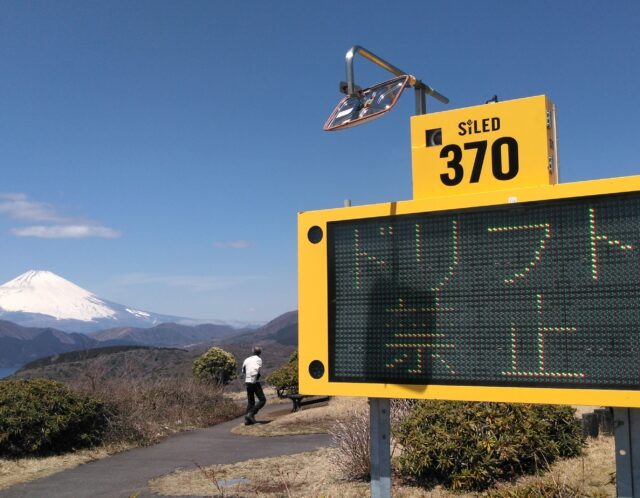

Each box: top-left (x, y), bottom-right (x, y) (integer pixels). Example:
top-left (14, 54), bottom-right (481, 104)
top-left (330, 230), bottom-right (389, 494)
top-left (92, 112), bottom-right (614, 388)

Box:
top-left (68, 371), bottom-right (242, 445)
top-left (329, 403), bottom-right (370, 481)
top-left (328, 398), bottom-right (419, 482)
top-left (390, 399), bottom-right (415, 426)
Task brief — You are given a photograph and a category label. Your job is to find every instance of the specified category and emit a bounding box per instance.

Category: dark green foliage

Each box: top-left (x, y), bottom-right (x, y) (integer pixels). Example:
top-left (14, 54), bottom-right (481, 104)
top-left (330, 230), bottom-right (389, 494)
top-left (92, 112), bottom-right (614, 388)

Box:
top-left (266, 351), bottom-right (298, 397)
top-left (193, 347), bottom-right (237, 385)
top-left (0, 379), bottom-right (108, 456)
top-left (395, 401), bottom-right (584, 491)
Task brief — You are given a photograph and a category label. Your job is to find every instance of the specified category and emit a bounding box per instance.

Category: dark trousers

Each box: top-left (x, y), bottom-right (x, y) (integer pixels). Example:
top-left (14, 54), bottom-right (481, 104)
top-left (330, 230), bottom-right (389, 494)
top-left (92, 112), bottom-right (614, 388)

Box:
top-left (246, 382), bottom-right (266, 416)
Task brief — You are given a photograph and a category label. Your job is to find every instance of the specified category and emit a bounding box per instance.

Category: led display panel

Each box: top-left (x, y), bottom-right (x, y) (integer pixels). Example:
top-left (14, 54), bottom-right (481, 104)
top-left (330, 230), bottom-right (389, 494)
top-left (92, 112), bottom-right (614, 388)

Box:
top-left (327, 192), bottom-right (640, 390)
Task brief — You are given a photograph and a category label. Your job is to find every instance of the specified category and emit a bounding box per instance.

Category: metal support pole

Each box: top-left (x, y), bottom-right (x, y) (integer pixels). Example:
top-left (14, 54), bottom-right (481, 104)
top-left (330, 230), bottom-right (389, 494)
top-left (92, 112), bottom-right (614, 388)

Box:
top-left (415, 87), bottom-right (426, 115)
top-left (614, 408), bottom-right (640, 497)
top-left (370, 398), bottom-right (391, 498)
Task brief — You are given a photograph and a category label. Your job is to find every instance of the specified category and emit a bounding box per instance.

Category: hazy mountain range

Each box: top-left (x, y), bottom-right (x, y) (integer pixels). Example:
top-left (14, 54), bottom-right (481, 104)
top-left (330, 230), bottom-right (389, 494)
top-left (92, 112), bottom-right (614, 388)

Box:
top-left (12, 312), bottom-right (300, 381)
top-left (0, 270), bottom-right (294, 369)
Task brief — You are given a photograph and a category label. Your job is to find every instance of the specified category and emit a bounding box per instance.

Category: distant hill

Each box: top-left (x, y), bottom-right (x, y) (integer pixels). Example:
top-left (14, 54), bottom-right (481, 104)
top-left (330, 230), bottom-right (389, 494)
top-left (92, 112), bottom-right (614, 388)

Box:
top-left (220, 310), bottom-right (297, 347)
top-left (89, 322), bottom-right (240, 347)
top-left (0, 320), bottom-right (98, 368)
top-left (19, 345), bottom-right (170, 370)
top-left (0, 319), bottom-right (241, 368)
top-left (13, 345), bottom-right (197, 382)
top-left (218, 311), bottom-right (298, 376)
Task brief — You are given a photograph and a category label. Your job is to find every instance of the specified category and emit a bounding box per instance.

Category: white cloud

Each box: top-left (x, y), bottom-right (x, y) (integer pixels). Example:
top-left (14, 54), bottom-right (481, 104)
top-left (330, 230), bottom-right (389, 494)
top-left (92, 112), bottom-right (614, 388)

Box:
top-left (0, 193), bottom-right (121, 239)
top-left (12, 225), bottom-right (121, 239)
top-left (114, 273), bottom-right (260, 292)
top-left (0, 193), bottom-right (66, 222)
top-left (212, 240), bottom-right (251, 249)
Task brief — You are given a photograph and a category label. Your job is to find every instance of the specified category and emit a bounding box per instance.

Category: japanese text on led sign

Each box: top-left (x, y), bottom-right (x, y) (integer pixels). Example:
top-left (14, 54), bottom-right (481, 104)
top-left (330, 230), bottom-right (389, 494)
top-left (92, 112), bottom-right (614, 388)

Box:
top-left (327, 192), bottom-right (640, 389)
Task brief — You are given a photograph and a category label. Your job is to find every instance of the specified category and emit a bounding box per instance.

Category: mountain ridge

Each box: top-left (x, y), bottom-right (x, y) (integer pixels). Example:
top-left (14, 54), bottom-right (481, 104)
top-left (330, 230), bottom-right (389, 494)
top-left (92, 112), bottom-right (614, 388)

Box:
top-left (0, 320), bottom-right (99, 368)
top-left (0, 310), bottom-right (298, 369)
top-left (11, 310), bottom-right (300, 381)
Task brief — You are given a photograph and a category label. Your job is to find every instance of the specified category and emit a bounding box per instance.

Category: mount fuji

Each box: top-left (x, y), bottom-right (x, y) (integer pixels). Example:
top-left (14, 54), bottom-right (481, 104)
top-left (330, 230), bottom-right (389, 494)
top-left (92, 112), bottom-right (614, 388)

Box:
top-left (0, 270), bottom-right (193, 333)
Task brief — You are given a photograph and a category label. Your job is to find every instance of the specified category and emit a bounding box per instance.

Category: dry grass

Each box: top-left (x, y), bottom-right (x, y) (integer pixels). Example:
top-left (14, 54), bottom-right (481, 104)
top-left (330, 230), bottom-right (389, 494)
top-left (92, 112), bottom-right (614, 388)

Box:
top-left (149, 447), bottom-right (354, 497)
top-left (487, 435), bottom-right (615, 497)
top-left (149, 446), bottom-right (455, 497)
top-left (231, 397), bottom-right (365, 436)
top-left (149, 436), bottom-right (615, 497)
top-left (69, 374), bottom-right (243, 445)
top-left (0, 443), bottom-right (131, 491)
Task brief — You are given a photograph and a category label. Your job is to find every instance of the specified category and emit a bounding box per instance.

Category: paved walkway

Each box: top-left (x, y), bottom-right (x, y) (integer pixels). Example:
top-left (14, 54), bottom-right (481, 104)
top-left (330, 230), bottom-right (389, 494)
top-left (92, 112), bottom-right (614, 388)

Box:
top-left (0, 405), bottom-right (332, 498)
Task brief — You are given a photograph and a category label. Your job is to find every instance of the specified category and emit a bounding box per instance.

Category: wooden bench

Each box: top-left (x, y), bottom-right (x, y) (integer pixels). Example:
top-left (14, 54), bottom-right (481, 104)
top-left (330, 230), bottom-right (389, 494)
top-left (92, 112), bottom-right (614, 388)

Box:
top-left (284, 394), bottom-right (330, 412)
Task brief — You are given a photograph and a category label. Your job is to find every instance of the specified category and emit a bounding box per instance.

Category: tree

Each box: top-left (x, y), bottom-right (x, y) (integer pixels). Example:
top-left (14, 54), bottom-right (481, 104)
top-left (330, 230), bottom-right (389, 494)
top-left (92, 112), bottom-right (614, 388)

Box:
top-left (193, 347), bottom-right (237, 385)
top-left (266, 351), bottom-right (298, 397)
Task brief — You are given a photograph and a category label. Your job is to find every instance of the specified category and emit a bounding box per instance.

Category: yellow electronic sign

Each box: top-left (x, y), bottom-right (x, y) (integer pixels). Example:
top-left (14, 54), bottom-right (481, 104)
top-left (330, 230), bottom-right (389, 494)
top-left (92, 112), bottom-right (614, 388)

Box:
top-left (299, 175), bottom-right (640, 407)
top-left (411, 95), bottom-right (558, 199)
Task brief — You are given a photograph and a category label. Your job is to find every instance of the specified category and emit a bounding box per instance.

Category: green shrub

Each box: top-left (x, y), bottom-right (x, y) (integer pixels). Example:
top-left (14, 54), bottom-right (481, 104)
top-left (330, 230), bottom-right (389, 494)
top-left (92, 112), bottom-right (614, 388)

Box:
top-left (0, 379), bottom-right (108, 456)
top-left (395, 401), bottom-right (583, 491)
top-left (266, 351), bottom-right (298, 397)
top-left (193, 347), bottom-right (237, 385)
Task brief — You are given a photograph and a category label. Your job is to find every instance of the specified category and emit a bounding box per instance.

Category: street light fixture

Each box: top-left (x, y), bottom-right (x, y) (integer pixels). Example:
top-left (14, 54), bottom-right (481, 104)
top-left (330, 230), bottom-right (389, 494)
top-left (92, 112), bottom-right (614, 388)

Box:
top-left (323, 45), bottom-right (449, 131)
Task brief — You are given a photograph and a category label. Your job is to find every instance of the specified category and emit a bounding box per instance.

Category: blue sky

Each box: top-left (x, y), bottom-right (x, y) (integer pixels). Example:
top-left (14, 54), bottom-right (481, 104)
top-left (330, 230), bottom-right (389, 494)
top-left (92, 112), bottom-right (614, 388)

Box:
top-left (0, 1), bottom-right (639, 322)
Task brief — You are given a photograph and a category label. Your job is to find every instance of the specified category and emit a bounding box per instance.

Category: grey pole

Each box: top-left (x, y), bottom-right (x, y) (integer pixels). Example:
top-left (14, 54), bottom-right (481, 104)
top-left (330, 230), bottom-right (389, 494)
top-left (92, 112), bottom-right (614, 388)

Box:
top-left (614, 408), bottom-right (640, 497)
top-left (370, 398), bottom-right (392, 498)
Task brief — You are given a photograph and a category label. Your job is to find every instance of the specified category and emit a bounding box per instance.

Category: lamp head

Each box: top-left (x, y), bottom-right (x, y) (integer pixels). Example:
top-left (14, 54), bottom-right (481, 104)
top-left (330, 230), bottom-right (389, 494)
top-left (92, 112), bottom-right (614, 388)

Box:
top-left (323, 75), bottom-right (410, 131)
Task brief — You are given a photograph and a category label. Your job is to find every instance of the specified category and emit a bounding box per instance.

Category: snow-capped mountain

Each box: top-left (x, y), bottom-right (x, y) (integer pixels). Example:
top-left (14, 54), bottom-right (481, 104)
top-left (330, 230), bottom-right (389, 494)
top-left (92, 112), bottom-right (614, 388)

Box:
top-left (0, 270), bottom-right (190, 333)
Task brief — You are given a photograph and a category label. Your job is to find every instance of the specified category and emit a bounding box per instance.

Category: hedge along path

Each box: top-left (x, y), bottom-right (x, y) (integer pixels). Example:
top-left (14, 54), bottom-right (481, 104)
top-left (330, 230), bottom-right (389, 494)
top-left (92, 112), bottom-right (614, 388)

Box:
top-left (0, 403), bottom-right (331, 498)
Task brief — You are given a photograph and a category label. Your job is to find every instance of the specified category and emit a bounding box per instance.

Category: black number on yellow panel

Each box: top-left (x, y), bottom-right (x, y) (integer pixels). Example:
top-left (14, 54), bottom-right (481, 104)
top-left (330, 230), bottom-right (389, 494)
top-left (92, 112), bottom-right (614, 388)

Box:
top-left (465, 141), bottom-right (488, 183)
top-left (439, 137), bottom-right (519, 186)
top-left (439, 144), bottom-right (464, 186)
top-left (492, 137), bottom-right (519, 180)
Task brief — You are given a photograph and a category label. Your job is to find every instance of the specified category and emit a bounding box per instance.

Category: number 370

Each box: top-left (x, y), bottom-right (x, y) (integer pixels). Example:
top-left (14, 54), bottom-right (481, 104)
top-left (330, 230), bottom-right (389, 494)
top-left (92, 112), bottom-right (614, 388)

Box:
top-left (439, 137), bottom-right (519, 186)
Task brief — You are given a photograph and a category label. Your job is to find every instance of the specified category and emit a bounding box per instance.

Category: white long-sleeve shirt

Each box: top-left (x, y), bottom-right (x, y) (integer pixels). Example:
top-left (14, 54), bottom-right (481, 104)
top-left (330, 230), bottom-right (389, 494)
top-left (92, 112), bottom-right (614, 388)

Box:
top-left (242, 355), bottom-right (262, 383)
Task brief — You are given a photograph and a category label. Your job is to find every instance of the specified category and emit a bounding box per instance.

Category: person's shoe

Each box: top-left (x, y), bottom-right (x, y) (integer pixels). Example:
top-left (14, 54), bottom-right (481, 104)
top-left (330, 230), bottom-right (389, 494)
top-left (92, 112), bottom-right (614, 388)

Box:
top-left (244, 415), bottom-right (254, 425)
top-left (248, 414), bottom-right (257, 424)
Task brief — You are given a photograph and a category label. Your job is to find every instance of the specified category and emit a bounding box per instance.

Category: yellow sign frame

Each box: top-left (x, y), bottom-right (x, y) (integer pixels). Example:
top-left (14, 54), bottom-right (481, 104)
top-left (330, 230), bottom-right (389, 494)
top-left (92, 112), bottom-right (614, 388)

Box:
top-left (411, 95), bottom-right (557, 199)
top-left (299, 175), bottom-right (640, 407)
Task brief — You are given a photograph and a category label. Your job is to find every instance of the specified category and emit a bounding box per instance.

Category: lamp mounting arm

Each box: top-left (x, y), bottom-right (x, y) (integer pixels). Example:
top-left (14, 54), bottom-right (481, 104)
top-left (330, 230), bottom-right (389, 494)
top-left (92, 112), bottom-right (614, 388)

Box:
top-left (345, 45), bottom-right (449, 110)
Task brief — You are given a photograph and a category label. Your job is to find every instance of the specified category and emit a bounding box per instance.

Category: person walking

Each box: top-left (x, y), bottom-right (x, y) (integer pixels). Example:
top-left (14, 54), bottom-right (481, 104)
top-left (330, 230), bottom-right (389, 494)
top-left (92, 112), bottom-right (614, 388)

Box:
top-left (242, 346), bottom-right (266, 425)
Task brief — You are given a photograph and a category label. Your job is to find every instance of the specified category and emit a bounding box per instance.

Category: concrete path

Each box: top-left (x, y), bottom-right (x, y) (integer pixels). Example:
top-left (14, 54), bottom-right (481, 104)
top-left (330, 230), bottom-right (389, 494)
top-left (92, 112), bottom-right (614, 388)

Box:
top-left (0, 405), bottom-right (332, 498)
